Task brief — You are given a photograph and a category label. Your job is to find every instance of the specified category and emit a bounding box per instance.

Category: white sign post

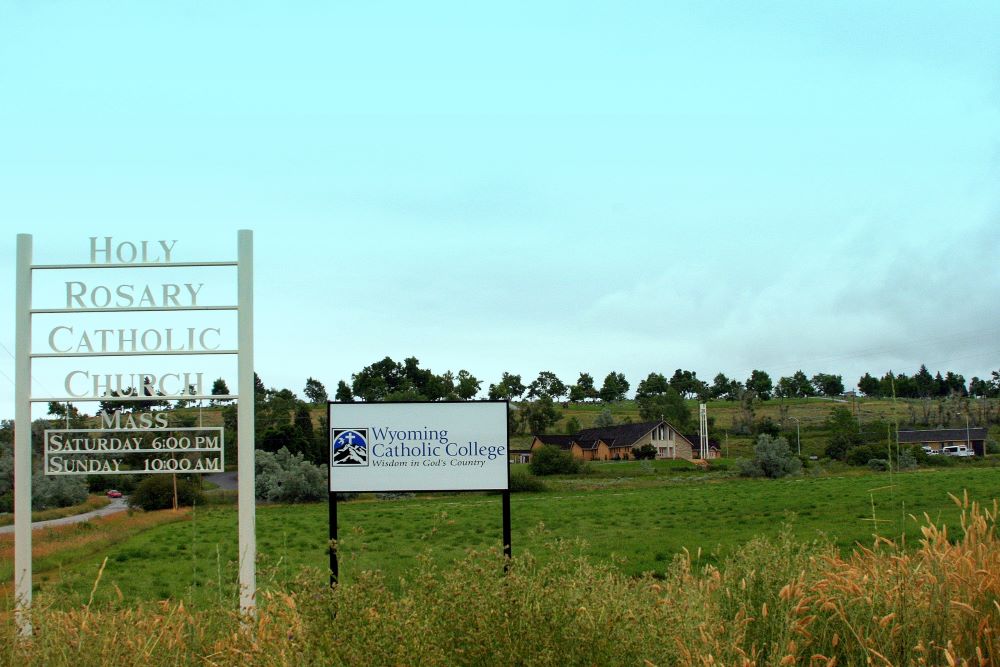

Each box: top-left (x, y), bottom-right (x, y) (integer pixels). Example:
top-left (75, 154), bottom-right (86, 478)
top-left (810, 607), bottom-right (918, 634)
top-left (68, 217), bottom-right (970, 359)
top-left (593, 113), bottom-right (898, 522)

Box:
top-left (13, 231), bottom-right (256, 635)
top-left (327, 400), bottom-right (510, 582)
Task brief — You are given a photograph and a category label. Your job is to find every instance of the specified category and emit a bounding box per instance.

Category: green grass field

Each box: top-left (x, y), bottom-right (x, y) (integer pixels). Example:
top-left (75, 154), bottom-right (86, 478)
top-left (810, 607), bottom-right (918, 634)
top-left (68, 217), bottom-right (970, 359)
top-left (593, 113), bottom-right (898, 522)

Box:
top-left (26, 462), bottom-right (1000, 610)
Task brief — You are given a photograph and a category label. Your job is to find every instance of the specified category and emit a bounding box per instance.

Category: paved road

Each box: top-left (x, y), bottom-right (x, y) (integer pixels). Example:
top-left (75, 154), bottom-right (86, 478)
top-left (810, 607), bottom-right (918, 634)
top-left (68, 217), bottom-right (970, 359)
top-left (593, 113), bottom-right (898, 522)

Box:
top-left (205, 471), bottom-right (238, 490)
top-left (0, 497), bottom-right (128, 535)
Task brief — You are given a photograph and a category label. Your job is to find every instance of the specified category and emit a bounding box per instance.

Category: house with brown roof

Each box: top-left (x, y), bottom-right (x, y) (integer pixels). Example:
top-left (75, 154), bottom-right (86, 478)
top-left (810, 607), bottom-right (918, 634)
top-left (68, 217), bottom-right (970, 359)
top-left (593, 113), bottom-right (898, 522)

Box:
top-left (898, 427), bottom-right (988, 457)
top-left (530, 420), bottom-right (698, 461)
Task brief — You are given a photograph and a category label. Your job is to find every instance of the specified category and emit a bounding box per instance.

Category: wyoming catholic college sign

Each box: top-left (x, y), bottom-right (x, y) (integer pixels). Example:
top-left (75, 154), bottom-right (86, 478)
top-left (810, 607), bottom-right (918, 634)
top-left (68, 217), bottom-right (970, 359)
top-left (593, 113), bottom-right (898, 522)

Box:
top-left (327, 401), bottom-right (511, 583)
top-left (13, 232), bottom-right (257, 635)
top-left (329, 401), bottom-right (509, 492)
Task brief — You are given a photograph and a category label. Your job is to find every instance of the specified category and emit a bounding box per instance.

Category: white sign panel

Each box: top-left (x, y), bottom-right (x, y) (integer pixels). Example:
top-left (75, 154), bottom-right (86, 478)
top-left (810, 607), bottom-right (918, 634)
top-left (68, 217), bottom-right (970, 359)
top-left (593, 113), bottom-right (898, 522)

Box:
top-left (44, 426), bottom-right (224, 475)
top-left (329, 401), bottom-right (509, 493)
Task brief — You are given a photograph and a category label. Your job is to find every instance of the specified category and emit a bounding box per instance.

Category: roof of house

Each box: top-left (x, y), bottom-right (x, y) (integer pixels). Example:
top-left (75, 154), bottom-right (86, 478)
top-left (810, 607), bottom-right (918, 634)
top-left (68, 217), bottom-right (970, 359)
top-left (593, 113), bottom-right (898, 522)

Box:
top-left (532, 434), bottom-right (576, 450)
top-left (683, 435), bottom-right (720, 450)
top-left (574, 421), bottom-right (662, 447)
top-left (532, 419), bottom-right (706, 452)
top-left (898, 428), bottom-right (988, 443)
top-left (575, 439), bottom-right (602, 451)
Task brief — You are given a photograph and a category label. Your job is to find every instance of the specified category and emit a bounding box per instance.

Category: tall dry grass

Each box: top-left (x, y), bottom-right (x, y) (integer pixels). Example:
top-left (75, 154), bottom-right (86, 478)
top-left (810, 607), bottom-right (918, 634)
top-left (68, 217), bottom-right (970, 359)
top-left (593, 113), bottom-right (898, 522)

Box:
top-left (3, 493), bottom-right (999, 665)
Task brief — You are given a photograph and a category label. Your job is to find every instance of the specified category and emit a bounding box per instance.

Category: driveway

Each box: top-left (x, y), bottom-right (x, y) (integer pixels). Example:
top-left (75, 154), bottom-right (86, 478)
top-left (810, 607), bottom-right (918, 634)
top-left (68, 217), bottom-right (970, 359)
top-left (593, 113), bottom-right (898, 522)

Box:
top-left (0, 497), bottom-right (128, 535)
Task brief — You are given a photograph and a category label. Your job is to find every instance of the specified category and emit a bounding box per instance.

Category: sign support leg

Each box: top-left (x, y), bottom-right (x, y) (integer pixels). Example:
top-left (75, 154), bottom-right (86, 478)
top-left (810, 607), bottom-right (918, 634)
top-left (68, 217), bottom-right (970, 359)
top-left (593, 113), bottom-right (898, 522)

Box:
top-left (237, 230), bottom-right (256, 616)
top-left (329, 491), bottom-right (338, 586)
top-left (502, 490), bottom-right (512, 564)
top-left (14, 234), bottom-right (32, 636)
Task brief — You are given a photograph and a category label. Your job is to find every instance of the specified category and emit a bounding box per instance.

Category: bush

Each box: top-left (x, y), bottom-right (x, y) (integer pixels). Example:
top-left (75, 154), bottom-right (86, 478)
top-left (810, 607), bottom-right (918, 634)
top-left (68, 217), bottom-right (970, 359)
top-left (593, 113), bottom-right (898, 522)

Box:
top-left (846, 444), bottom-right (893, 467)
top-left (987, 439), bottom-right (1000, 455)
top-left (738, 434), bottom-right (801, 479)
top-left (509, 470), bottom-right (546, 493)
top-left (128, 475), bottom-right (204, 511)
top-left (867, 458), bottom-right (889, 471)
top-left (529, 445), bottom-right (581, 476)
top-left (255, 447), bottom-right (327, 503)
top-left (32, 472), bottom-right (89, 510)
top-left (633, 444), bottom-right (657, 460)
top-left (897, 448), bottom-right (918, 470)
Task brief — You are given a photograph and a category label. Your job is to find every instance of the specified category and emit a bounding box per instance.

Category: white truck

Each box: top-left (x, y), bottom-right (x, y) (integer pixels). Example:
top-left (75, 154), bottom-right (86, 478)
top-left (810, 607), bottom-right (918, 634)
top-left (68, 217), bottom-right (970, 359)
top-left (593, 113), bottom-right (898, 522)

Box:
top-left (942, 444), bottom-right (974, 458)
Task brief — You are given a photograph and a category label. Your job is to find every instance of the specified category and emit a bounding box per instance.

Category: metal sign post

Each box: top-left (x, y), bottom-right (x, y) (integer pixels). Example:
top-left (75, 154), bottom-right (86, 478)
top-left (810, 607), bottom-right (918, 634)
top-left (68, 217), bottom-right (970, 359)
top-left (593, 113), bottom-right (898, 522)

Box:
top-left (12, 231), bottom-right (256, 636)
top-left (14, 235), bottom-right (33, 636)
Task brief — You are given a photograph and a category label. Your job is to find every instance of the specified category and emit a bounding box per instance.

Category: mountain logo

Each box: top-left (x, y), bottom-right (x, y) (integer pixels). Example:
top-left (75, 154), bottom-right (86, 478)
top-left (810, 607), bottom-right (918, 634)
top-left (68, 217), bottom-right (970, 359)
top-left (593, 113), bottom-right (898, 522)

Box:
top-left (331, 428), bottom-right (369, 466)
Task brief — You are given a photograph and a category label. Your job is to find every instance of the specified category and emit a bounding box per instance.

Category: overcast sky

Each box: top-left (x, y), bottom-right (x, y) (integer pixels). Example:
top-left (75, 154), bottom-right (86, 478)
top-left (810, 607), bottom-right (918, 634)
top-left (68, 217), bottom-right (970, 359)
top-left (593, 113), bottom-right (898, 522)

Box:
top-left (1, 1), bottom-right (998, 418)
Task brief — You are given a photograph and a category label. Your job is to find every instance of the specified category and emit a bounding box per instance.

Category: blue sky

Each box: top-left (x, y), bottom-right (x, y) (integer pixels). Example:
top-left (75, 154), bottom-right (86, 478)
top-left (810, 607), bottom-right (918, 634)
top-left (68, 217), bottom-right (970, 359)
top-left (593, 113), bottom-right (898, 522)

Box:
top-left (1, 1), bottom-right (998, 416)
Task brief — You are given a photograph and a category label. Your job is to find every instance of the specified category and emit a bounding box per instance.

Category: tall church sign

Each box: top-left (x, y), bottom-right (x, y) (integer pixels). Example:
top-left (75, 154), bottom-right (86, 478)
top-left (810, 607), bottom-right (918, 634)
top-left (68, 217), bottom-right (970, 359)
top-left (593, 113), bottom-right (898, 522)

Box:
top-left (13, 231), bottom-right (257, 635)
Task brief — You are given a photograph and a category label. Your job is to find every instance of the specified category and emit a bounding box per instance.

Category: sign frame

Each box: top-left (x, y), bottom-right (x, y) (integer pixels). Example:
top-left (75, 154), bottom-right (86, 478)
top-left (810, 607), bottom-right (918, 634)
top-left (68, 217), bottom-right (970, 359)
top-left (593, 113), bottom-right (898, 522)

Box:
top-left (326, 399), bottom-right (511, 584)
top-left (12, 231), bottom-right (256, 636)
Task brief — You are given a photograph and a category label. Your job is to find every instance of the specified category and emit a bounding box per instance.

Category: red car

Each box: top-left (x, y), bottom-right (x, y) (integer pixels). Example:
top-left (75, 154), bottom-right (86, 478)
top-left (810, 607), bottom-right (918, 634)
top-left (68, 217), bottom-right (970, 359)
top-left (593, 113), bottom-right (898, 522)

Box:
top-left (106, 489), bottom-right (123, 498)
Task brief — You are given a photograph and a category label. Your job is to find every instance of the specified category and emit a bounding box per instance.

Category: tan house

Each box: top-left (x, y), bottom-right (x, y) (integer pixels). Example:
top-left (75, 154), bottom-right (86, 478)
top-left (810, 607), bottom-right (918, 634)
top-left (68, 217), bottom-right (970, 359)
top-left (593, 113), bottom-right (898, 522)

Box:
top-left (530, 420), bottom-right (698, 462)
top-left (898, 427), bottom-right (988, 457)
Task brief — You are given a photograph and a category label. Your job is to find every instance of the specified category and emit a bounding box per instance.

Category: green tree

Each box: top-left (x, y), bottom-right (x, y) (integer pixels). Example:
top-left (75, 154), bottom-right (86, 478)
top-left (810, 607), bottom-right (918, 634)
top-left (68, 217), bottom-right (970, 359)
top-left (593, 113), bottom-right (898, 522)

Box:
top-left (455, 370), bottom-right (481, 400)
top-left (745, 370), bottom-right (773, 400)
top-left (824, 406), bottom-right (862, 460)
top-left (635, 373), bottom-right (670, 399)
top-left (711, 373), bottom-right (740, 400)
top-left (774, 376), bottom-right (797, 399)
top-left (293, 402), bottom-right (318, 462)
top-left (352, 356), bottom-right (406, 401)
top-left (47, 402), bottom-right (84, 427)
top-left (791, 371), bottom-right (814, 397)
top-left (488, 372), bottom-right (526, 401)
top-left (211, 378), bottom-right (231, 405)
top-left (527, 371), bottom-right (567, 400)
top-left (303, 377), bottom-right (328, 404)
top-left (858, 372), bottom-right (880, 397)
top-left (811, 373), bottom-right (844, 397)
top-left (522, 396), bottom-right (561, 435)
top-left (637, 386), bottom-right (691, 428)
top-left (564, 416), bottom-right (581, 435)
top-left (569, 372), bottom-right (598, 402)
top-left (914, 364), bottom-right (935, 398)
top-left (668, 369), bottom-right (707, 399)
top-left (335, 380), bottom-right (354, 402)
top-left (599, 372), bottom-right (629, 402)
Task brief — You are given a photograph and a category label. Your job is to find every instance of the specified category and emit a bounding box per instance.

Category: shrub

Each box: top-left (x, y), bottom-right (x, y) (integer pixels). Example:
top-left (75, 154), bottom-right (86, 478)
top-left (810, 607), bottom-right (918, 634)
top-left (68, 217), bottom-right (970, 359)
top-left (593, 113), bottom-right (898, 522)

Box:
top-left (31, 472), bottom-right (89, 510)
top-left (738, 434), bottom-right (801, 479)
top-left (529, 445), bottom-right (581, 476)
top-left (987, 438), bottom-right (999, 455)
top-left (846, 444), bottom-right (893, 467)
top-left (867, 458), bottom-right (889, 471)
top-left (897, 448), bottom-right (918, 470)
top-left (633, 444), bottom-right (657, 460)
top-left (509, 469), bottom-right (546, 493)
top-left (128, 475), bottom-right (204, 511)
top-left (256, 447), bottom-right (327, 503)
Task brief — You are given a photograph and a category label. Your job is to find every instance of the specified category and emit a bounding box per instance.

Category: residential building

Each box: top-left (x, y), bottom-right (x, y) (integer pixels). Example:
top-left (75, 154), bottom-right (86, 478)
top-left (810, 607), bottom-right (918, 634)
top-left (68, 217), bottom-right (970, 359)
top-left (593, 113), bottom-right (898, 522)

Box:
top-left (898, 427), bottom-right (988, 457)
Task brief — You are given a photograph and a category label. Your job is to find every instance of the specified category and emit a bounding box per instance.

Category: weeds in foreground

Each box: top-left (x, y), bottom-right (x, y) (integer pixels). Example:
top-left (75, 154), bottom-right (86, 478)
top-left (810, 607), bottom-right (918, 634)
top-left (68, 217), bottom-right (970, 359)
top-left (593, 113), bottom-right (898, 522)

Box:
top-left (3, 493), bottom-right (1000, 665)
